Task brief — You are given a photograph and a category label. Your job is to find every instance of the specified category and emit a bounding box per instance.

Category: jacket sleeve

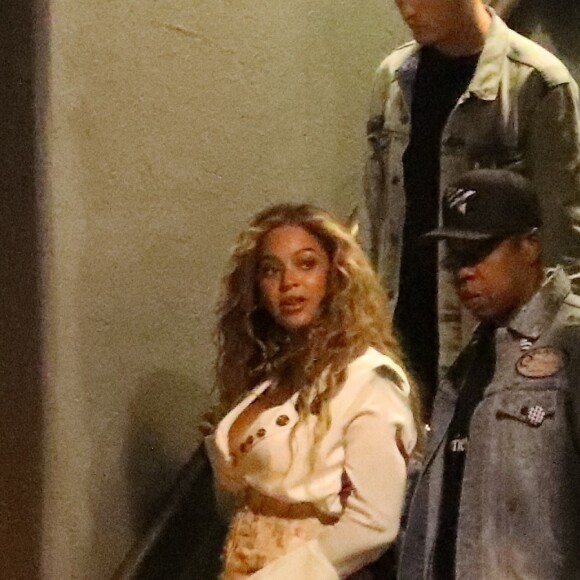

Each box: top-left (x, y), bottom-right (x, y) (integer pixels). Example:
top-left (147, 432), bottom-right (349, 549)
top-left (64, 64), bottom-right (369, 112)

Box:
top-left (562, 319), bottom-right (580, 448)
top-left (250, 369), bottom-right (417, 579)
top-left (526, 79), bottom-right (580, 281)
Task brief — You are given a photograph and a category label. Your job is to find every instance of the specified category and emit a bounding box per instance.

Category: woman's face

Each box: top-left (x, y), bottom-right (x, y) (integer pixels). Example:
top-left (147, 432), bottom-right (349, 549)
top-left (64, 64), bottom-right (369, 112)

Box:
top-left (257, 225), bottom-right (331, 331)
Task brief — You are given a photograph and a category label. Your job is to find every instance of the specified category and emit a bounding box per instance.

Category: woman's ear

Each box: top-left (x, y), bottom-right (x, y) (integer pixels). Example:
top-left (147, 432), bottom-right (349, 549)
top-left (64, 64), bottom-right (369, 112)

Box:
top-left (346, 208), bottom-right (359, 238)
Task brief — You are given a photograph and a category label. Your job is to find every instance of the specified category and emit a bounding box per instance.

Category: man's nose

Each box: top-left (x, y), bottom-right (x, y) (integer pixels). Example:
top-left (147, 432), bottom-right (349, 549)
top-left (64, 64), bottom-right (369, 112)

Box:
top-left (396, 0), bottom-right (417, 18)
top-left (455, 264), bottom-right (477, 282)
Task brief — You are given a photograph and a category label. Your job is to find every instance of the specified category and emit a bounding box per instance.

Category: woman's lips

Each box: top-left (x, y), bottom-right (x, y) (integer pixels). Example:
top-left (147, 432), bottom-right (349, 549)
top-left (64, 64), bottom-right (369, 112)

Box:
top-left (280, 297), bottom-right (306, 313)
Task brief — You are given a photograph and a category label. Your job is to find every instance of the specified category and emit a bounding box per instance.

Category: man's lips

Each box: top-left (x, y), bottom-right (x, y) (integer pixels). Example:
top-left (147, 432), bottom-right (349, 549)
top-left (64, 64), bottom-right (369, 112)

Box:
top-left (406, 19), bottom-right (425, 32)
top-left (458, 289), bottom-right (482, 304)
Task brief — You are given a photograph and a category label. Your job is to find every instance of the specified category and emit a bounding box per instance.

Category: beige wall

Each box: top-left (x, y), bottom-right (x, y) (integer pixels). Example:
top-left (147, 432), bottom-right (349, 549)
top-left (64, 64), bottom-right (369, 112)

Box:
top-left (41, 1), bottom-right (408, 577)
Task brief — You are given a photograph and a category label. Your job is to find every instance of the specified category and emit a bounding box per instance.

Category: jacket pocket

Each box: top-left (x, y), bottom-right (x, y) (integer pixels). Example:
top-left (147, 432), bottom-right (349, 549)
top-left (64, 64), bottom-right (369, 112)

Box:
top-left (487, 389), bottom-right (565, 575)
top-left (495, 389), bottom-right (556, 428)
top-left (466, 143), bottom-right (524, 171)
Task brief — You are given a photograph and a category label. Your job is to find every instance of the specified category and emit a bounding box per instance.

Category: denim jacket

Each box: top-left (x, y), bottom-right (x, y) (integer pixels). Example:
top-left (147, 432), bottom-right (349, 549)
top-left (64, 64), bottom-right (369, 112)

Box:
top-left (359, 8), bottom-right (580, 374)
top-left (398, 268), bottom-right (580, 580)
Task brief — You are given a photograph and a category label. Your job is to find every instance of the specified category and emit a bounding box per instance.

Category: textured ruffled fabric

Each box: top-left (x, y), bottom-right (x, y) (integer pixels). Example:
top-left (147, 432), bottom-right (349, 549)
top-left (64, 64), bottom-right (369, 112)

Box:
top-left (221, 507), bottom-right (326, 579)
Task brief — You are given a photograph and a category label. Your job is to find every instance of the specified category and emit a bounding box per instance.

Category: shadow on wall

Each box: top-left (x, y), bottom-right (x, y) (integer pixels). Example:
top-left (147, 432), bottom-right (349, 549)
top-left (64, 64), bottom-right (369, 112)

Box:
top-left (78, 373), bottom-right (190, 578)
top-left (508, 0), bottom-right (580, 81)
top-left (111, 370), bottom-right (225, 579)
top-left (125, 370), bottom-right (203, 533)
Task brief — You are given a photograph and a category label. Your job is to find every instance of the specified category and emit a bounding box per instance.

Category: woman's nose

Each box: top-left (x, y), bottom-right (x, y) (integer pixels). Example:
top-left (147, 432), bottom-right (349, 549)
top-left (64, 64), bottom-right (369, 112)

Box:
top-left (280, 267), bottom-right (299, 289)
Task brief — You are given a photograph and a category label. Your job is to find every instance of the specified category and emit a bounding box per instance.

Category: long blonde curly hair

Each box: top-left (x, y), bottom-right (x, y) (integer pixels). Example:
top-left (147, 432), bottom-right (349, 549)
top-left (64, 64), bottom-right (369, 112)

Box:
top-left (215, 203), bottom-right (423, 454)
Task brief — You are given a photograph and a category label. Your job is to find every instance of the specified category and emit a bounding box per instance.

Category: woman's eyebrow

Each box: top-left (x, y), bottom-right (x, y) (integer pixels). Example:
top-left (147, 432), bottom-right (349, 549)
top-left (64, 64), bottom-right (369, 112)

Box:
top-left (294, 247), bottom-right (323, 255)
top-left (260, 247), bottom-right (322, 260)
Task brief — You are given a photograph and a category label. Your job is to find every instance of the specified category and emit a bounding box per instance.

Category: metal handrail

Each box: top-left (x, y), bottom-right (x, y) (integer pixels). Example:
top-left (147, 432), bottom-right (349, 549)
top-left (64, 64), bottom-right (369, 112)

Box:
top-left (112, 444), bottom-right (225, 580)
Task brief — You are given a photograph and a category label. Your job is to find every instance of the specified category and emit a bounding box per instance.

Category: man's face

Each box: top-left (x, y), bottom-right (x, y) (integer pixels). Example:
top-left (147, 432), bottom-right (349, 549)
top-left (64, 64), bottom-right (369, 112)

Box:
top-left (394, 0), bottom-right (462, 49)
top-left (445, 236), bottom-right (538, 323)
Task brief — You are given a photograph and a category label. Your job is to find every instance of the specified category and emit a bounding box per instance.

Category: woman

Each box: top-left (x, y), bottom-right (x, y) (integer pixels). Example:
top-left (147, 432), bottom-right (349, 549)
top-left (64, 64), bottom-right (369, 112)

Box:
top-left (205, 203), bottom-right (423, 579)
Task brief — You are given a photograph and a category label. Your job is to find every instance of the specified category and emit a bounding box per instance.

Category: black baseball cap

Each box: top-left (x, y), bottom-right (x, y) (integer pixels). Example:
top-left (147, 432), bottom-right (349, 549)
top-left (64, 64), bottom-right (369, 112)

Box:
top-left (425, 169), bottom-right (542, 241)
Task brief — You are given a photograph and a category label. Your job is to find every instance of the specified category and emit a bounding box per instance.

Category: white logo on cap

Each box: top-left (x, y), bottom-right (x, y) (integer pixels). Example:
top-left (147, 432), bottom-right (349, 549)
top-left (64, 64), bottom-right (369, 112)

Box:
top-left (447, 188), bottom-right (476, 215)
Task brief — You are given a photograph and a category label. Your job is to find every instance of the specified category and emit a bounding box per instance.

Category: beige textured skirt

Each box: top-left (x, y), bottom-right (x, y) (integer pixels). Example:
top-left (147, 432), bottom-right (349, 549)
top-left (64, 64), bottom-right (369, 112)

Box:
top-left (221, 506), bottom-right (326, 578)
top-left (220, 492), bottom-right (375, 579)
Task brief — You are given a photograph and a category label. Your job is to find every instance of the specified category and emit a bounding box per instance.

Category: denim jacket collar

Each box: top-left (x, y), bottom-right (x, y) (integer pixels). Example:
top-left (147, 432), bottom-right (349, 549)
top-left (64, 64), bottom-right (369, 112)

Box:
top-left (423, 268), bottom-right (570, 469)
top-left (507, 267), bottom-right (571, 340)
top-left (395, 8), bottom-right (508, 106)
top-left (465, 8), bottom-right (510, 101)
top-left (396, 48), bottom-right (420, 111)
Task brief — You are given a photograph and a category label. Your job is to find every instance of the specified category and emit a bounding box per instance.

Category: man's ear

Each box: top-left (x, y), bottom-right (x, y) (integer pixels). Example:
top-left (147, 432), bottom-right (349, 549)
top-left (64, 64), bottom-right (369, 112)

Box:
top-left (521, 230), bottom-right (542, 265)
top-left (489, 0), bottom-right (521, 20)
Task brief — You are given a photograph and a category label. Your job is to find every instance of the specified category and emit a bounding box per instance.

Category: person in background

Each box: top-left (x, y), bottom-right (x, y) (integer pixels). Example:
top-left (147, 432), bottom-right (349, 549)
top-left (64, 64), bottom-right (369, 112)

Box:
top-left (205, 203), bottom-right (423, 579)
top-left (399, 169), bottom-right (580, 579)
top-left (359, 0), bottom-right (580, 412)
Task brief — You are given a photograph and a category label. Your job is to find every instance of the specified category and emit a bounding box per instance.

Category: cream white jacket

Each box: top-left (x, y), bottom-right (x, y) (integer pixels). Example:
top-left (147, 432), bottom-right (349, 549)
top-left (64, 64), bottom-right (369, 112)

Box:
top-left (206, 347), bottom-right (417, 579)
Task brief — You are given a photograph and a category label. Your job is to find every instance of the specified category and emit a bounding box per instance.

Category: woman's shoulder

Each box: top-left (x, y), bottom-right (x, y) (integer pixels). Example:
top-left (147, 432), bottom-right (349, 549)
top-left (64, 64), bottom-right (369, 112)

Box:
top-left (341, 349), bottom-right (416, 437)
top-left (345, 347), bottom-right (411, 397)
top-left (324, 348), bottom-right (413, 421)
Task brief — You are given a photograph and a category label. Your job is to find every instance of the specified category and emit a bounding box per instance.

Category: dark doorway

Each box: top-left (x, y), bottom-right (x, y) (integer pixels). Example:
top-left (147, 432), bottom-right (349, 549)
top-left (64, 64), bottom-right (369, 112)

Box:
top-left (0, 1), bottom-right (43, 577)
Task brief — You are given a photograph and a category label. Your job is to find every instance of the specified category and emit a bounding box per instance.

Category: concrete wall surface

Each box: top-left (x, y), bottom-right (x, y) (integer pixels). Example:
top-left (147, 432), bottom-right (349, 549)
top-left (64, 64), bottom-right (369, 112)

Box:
top-left (40, 1), bottom-right (408, 577)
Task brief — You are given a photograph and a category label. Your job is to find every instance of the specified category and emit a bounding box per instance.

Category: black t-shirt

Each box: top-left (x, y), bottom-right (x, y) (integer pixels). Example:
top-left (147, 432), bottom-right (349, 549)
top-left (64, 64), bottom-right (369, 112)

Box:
top-left (394, 46), bottom-right (479, 411)
top-left (433, 323), bottom-right (497, 580)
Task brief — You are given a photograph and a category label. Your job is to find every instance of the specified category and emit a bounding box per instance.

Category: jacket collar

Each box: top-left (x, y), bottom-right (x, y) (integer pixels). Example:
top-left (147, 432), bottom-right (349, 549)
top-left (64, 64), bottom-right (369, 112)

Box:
top-left (395, 8), bottom-right (509, 103)
top-left (506, 267), bottom-right (571, 340)
top-left (466, 8), bottom-right (510, 101)
top-left (396, 48), bottom-right (420, 110)
top-left (423, 268), bottom-right (570, 470)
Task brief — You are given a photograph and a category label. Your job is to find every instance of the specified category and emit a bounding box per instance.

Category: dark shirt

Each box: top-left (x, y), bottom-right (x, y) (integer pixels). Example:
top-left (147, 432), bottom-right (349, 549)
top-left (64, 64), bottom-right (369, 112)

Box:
top-left (433, 322), bottom-right (497, 580)
top-left (394, 46), bottom-right (479, 412)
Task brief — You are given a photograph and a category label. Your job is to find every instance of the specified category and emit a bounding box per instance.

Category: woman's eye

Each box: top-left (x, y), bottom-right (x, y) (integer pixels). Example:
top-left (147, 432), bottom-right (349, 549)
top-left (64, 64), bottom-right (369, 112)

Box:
top-left (259, 264), bottom-right (279, 277)
top-left (299, 258), bottom-right (317, 270)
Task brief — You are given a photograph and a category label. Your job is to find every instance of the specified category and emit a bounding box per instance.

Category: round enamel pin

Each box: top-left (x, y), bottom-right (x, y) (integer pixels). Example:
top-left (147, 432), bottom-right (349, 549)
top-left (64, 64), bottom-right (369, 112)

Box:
top-left (516, 347), bottom-right (567, 378)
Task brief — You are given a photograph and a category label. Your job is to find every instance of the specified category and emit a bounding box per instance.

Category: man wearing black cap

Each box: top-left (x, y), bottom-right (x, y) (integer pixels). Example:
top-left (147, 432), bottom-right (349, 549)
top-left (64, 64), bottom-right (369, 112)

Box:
top-left (398, 168), bottom-right (580, 580)
top-left (360, 0), bottom-right (580, 412)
